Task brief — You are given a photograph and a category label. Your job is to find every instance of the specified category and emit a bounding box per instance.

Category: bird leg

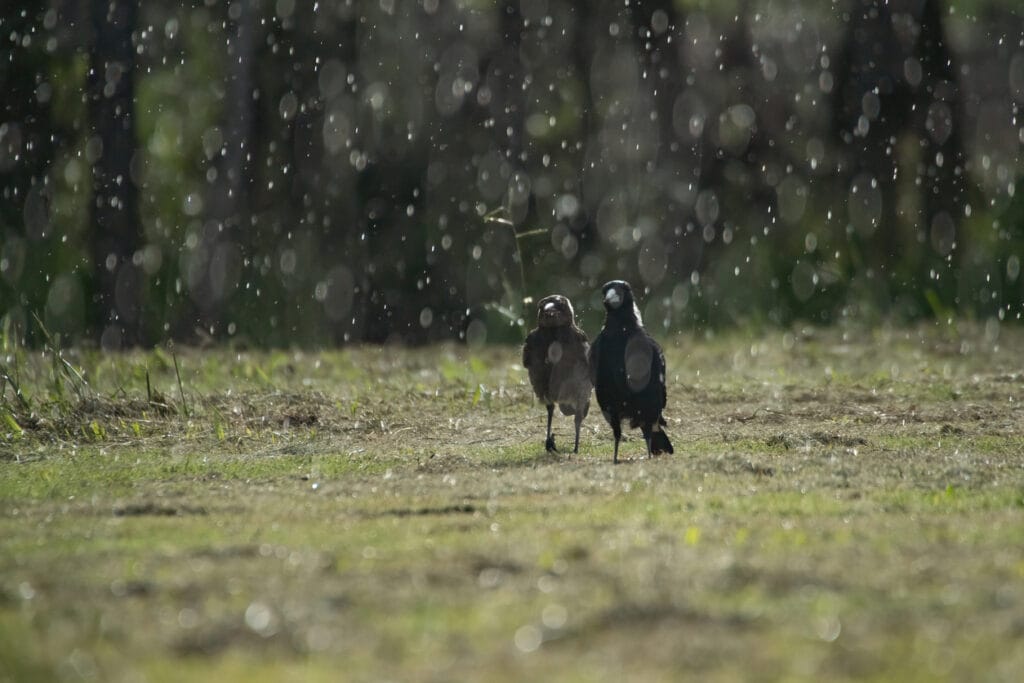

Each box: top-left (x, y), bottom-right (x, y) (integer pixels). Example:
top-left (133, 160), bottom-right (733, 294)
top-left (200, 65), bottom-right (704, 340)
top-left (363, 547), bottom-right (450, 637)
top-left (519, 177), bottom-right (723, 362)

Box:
top-left (572, 411), bottom-right (583, 454)
top-left (612, 420), bottom-right (622, 464)
top-left (642, 425), bottom-right (653, 458)
top-left (545, 404), bottom-right (557, 452)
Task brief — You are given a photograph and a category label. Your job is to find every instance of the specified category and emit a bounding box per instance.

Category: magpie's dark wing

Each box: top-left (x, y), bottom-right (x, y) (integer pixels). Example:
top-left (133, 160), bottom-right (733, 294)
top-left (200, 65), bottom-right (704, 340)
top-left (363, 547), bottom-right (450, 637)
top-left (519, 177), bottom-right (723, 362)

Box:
top-left (522, 330), bottom-right (535, 368)
top-left (587, 331), bottom-right (602, 385)
top-left (560, 328), bottom-right (590, 372)
top-left (572, 326), bottom-right (591, 359)
top-left (651, 333), bottom-right (668, 412)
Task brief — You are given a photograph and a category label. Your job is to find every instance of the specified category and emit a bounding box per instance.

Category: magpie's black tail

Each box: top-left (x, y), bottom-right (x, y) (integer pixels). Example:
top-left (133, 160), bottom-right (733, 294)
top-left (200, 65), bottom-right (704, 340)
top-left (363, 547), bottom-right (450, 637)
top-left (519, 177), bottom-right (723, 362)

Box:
top-left (650, 429), bottom-right (673, 455)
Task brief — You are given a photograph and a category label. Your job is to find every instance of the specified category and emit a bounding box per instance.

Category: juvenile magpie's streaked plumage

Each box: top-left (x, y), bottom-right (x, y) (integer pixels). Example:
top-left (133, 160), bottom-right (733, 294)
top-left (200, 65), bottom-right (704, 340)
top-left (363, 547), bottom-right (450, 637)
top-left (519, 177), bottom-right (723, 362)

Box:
top-left (522, 295), bottom-right (592, 453)
top-left (588, 280), bottom-right (673, 463)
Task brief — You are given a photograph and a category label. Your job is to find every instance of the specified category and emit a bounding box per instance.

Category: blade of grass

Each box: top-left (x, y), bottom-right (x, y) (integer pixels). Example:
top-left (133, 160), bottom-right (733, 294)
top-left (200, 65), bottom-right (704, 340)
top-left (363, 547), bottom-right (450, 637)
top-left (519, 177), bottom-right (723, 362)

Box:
top-left (0, 363), bottom-right (32, 412)
top-left (31, 312), bottom-right (91, 402)
top-left (172, 350), bottom-right (190, 418)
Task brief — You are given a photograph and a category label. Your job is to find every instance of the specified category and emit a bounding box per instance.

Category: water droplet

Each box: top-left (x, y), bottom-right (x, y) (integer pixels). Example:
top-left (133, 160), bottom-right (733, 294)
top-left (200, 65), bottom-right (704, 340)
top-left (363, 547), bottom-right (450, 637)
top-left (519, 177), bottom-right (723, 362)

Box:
top-left (514, 624), bottom-right (542, 653)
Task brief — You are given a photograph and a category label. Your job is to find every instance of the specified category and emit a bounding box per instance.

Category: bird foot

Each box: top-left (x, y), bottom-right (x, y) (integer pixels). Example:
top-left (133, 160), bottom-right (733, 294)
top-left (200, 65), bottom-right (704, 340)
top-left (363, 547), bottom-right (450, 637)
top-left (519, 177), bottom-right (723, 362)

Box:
top-left (545, 435), bottom-right (557, 453)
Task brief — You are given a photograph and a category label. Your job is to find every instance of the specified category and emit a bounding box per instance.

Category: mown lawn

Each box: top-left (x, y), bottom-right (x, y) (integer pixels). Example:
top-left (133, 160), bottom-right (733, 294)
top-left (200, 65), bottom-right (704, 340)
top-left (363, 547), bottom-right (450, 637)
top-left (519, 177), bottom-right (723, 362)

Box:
top-left (2, 325), bottom-right (1023, 682)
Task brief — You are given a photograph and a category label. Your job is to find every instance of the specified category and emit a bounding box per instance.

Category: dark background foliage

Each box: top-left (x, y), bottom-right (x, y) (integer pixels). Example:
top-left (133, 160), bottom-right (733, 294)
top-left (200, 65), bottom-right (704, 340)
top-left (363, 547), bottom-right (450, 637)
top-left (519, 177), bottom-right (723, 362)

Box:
top-left (2, 0), bottom-right (1023, 348)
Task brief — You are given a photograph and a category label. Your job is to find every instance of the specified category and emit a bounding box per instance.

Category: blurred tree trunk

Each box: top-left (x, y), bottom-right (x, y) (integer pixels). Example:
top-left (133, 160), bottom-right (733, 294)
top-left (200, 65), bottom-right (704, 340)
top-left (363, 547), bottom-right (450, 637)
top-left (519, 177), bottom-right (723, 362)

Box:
top-left (833, 0), bottom-right (916, 307)
top-left (701, 11), bottom-right (783, 318)
top-left (218, 0), bottom-right (256, 241)
top-left (322, 9), bottom-right (367, 344)
top-left (627, 0), bottom-right (701, 281)
top-left (88, 0), bottom-right (142, 348)
top-left (476, 1), bottom-right (535, 320)
top-left (0, 1), bottom-right (60, 343)
top-left (359, 6), bottom-right (432, 343)
top-left (913, 0), bottom-right (968, 307)
top-left (495, 1), bottom-right (540, 235)
top-left (832, 0), bottom-right (966, 315)
top-left (567, 0), bottom-right (598, 258)
top-left (494, 2), bottom-right (525, 167)
top-left (190, 0), bottom-right (257, 340)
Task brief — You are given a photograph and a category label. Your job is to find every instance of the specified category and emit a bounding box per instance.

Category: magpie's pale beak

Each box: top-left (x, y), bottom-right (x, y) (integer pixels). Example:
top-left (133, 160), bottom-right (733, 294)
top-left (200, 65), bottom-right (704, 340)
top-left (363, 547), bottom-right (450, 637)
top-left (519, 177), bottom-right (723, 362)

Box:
top-left (604, 289), bottom-right (621, 306)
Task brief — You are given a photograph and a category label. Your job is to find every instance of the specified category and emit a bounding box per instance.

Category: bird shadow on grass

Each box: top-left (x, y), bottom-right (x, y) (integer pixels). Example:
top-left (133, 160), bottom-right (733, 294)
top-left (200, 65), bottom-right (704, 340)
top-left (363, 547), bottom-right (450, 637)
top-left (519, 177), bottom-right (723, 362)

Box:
top-left (483, 445), bottom-right (671, 468)
top-left (482, 446), bottom-right (578, 470)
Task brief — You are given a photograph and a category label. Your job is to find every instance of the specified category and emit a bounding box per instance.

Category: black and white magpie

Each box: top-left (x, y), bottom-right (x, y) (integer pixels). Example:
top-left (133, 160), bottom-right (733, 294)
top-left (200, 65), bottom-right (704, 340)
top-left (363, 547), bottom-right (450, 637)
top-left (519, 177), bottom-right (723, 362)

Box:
top-left (588, 280), bottom-right (673, 463)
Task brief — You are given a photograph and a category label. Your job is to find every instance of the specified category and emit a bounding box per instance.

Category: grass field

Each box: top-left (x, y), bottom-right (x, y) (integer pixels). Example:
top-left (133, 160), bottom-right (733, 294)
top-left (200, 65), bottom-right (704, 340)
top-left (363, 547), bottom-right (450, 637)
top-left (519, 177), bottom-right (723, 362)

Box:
top-left (2, 324), bottom-right (1024, 682)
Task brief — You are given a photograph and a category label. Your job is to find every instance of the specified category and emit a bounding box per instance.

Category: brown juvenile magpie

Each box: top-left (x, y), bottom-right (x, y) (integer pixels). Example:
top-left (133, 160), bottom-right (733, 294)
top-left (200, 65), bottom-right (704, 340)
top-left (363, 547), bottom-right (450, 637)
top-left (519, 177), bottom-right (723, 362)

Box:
top-left (588, 280), bottom-right (673, 463)
top-left (522, 295), bottom-right (592, 453)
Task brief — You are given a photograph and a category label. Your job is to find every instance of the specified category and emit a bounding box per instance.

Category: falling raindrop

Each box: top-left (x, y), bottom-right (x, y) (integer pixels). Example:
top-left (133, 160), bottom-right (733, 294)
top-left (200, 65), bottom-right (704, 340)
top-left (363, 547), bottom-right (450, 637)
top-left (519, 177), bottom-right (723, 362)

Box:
top-left (514, 624), bottom-right (542, 653)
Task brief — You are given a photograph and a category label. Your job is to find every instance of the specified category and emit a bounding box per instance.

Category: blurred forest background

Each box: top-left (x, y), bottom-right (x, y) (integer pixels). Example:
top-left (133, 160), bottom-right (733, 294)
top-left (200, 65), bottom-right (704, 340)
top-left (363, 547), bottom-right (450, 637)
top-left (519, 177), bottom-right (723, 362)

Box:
top-left (1, 0), bottom-right (1023, 348)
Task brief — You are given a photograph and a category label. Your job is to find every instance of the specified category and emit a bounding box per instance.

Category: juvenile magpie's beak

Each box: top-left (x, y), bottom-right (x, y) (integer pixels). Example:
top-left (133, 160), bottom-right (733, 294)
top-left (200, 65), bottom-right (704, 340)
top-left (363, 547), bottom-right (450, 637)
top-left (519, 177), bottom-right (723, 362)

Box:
top-left (543, 302), bottom-right (556, 311)
top-left (604, 289), bottom-right (621, 307)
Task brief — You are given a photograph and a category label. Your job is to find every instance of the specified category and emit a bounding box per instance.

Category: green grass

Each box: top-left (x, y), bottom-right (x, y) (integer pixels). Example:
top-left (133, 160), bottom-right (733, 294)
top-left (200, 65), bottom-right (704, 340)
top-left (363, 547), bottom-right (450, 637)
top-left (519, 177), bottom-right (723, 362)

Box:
top-left (2, 324), bottom-right (1024, 681)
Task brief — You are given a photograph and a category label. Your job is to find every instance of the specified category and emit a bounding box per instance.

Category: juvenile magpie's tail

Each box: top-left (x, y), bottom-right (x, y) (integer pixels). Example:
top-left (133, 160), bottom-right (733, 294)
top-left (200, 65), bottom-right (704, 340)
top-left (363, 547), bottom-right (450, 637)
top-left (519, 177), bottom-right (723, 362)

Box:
top-left (650, 429), bottom-right (673, 455)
